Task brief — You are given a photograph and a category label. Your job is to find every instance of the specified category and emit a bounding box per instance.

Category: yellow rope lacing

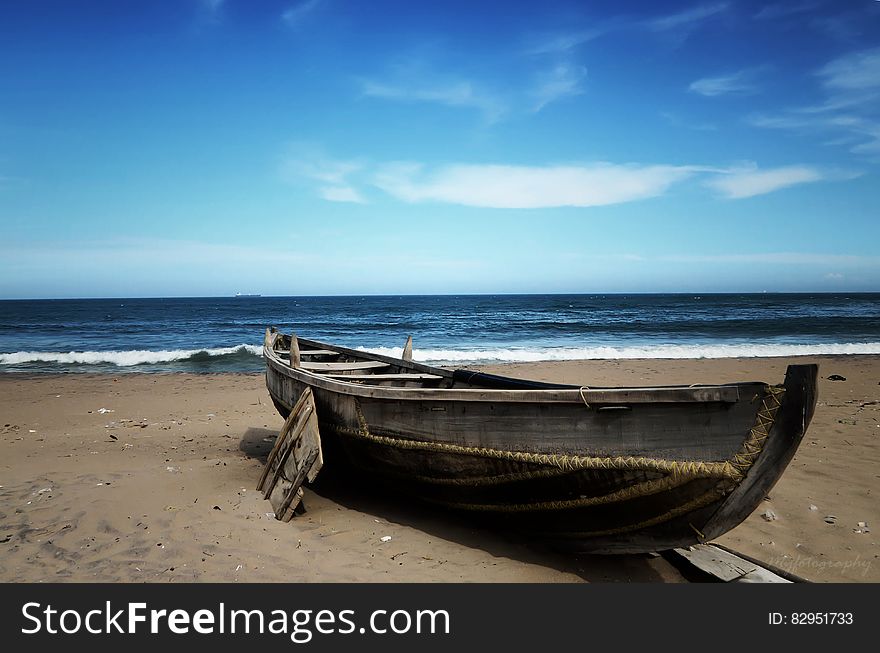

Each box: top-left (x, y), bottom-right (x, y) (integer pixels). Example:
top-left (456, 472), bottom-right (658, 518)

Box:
top-left (325, 384), bottom-right (786, 524)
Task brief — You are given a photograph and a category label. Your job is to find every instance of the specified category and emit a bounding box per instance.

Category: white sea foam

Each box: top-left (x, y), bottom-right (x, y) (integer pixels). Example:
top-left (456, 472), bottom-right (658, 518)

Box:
top-left (0, 344), bottom-right (263, 367)
top-left (4, 341), bottom-right (880, 368)
top-left (357, 342), bottom-right (880, 364)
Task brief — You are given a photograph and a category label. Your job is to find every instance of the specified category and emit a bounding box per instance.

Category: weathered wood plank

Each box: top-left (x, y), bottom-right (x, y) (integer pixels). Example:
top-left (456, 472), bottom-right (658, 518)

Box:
top-left (670, 544), bottom-right (791, 583)
top-left (402, 335), bottom-right (413, 361)
top-left (255, 386), bottom-right (313, 491)
top-left (277, 349), bottom-right (338, 356)
top-left (301, 361), bottom-right (390, 372)
top-left (672, 545), bottom-right (757, 581)
top-left (289, 332), bottom-right (301, 369)
top-left (323, 373), bottom-right (443, 381)
top-left (257, 387), bottom-right (323, 521)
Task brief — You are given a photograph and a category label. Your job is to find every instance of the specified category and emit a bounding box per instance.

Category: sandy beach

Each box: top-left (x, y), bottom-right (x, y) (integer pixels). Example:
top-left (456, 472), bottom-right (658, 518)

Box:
top-left (1, 355), bottom-right (877, 583)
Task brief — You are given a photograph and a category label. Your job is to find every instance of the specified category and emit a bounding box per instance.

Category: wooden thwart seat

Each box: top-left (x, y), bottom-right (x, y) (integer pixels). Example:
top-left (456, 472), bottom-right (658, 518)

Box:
top-left (300, 361), bottom-right (390, 372)
top-left (323, 373), bottom-right (443, 381)
top-left (276, 349), bottom-right (338, 356)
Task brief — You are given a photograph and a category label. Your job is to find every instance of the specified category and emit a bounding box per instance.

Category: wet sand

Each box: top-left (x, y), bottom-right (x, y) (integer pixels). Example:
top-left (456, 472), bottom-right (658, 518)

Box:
top-left (0, 355), bottom-right (877, 582)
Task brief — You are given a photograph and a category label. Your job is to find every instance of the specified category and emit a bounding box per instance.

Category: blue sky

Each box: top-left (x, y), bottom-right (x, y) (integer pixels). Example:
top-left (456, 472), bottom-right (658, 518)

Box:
top-left (1, 0), bottom-right (879, 298)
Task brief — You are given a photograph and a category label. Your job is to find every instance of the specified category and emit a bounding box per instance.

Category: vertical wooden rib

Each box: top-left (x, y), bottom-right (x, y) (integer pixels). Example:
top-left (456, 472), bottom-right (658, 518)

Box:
top-left (290, 332), bottom-right (301, 368)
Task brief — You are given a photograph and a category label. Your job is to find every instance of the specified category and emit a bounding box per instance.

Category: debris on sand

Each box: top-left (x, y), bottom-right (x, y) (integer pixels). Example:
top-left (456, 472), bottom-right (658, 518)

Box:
top-left (761, 509), bottom-right (778, 522)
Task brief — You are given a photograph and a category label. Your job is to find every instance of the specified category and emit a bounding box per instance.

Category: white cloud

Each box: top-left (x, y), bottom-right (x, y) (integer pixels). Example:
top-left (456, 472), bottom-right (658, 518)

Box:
top-left (372, 162), bottom-right (697, 208)
top-left (817, 47), bottom-right (880, 92)
top-left (318, 185), bottom-right (366, 203)
top-left (660, 111), bottom-right (717, 131)
top-left (746, 113), bottom-right (811, 129)
top-left (689, 70), bottom-right (757, 97)
top-left (525, 30), bottom-right (605, 55)
top-left (195, 0), bottom-right (225, 24)
top-left (360, 78), bottom-right (506, 123)
top-left (647, 2), bottom-right (729, 32)
top-left (199, 0), bottom-right (224, 13)
top-left (282, 0), bottom-right (323, 27)
top-left (532, 63), bottom-right (587, 112)
top-left (282, 149), bottom-right (849, 207)
top-left (705, 164), bottom-right (825, 198)
top-left (748, 47), bottom-right (880, 158)
top-left (280, 146), bottom-right (368, 202)
top-left (753, 1), bottom-right (821, 21)
top-left (663, 253), bottom-right (880, 266)
top-left (281, 156), bottom-right (362, 186)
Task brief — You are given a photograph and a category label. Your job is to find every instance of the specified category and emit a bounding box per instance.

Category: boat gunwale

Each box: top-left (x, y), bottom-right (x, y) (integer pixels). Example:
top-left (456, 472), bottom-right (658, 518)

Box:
top-left (264, 334), bottom-right (765, 404)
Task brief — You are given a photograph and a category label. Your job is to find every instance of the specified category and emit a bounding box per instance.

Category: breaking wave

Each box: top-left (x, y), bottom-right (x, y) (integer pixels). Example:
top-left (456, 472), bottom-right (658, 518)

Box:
top-left (0, 344), bottom-right (263, 367)
top-left (2, 341), bottom-right (879, 371)
top-left (358, 342), bottom-right (880, 364)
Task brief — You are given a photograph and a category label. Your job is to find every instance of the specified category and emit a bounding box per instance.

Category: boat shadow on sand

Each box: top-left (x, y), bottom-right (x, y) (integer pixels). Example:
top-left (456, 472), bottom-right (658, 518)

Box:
top-left (239, 427), bottom-right (695, 583)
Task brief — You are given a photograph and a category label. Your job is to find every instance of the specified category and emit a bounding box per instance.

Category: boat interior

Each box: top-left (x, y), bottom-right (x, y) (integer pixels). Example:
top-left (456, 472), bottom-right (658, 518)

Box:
top-left (267, 331), bottom-right (751, 397)
top-left (268, 332), bottom-right (585, 390)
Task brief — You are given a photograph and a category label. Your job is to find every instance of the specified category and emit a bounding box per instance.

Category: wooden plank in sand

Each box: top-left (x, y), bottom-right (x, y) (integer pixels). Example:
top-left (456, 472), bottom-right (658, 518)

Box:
top-left (670, 544), bottom-right (792, 583)
top-left (257, 387), bottom-right (323, 522)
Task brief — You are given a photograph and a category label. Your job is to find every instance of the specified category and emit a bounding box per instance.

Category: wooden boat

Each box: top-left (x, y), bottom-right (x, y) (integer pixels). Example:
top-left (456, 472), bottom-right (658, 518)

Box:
top-left (263, 329), bottom-right (818, 553)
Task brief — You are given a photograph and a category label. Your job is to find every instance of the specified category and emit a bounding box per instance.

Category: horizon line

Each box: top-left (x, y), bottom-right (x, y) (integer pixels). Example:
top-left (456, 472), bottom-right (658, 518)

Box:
top-left (2, 290), bottom-right (879, 301)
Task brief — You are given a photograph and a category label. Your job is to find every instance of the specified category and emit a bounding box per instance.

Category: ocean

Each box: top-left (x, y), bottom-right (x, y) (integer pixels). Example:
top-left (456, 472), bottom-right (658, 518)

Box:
top-left (1, 293), bottom-right (879, 374)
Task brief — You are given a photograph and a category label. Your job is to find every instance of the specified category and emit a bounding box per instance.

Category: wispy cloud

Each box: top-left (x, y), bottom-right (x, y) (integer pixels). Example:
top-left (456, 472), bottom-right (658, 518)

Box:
top-left (747, 47), bottom-right (880, 157)
top-left (811, 6), bottom-right (880, 42)
top-left (647, 2), bottom-right (729, 32)
top-left (283, 149), bottom-right (851, 207)
top-left (531, 63), bottom-right (587, 112)
top-left (282, 0), bottom-right (323, 28)
top-left (689, 69), bottom-right (758, 97)
top-left (662, 252), bottom-right (880, 266)
top-left (753, 1), bottom-right (821, 21)
top-left (524, 29), bottom-right (606, 55)
top-left (829, 116), bottom-right (880, 154)
top-left (660, 111), bottom-right (717, 131)
top-left (705, 164), bottom-right (829, 198)
top-left (195, 0), bottom-right (225, 24)
top-left (372, 162), bottom-right (697, 209)
top-left (317, 185), bottom-right (365, 204)
top-left (750, 110), bottom-right (880, 156)
top-left (360, 77), bottom-right (506, 123)
top-left (817, 46), bottom-right (880, 93)
top-left (280, 146), bottom-right (368, 203)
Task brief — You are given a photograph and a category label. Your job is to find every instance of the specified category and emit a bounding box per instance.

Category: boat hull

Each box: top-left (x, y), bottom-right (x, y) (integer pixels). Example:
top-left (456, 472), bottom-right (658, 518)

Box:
top-left (264, 337), bottom-right (817, 553)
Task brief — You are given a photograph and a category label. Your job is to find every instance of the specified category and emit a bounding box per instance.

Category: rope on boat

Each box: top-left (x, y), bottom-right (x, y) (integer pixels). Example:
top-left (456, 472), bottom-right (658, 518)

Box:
top-left (344, 391), bottom-right (785, 482)
top-left (421, 474), bottom-right (697, 513)
top-left (546, 488), bottom-right (728, 539)
top-left (344, 464), bottom-right (582, 488)
top-left (339, 411), bottom-right (740, 479)
top-left (731, 386), bottom-right (785, 475)
top-left (327, 384), bottom-right (786, 524)
top-left (578, 386), bottom-right (591, 409)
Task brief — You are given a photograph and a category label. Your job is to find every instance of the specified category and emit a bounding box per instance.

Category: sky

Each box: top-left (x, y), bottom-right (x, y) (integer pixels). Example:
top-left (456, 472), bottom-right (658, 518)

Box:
top-left (1, 0), bottom-right (879, 298)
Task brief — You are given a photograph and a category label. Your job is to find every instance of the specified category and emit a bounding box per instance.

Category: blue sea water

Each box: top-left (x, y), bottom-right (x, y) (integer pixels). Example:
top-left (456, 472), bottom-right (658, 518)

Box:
top-left (0, 294), bottom-right (879, 373)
